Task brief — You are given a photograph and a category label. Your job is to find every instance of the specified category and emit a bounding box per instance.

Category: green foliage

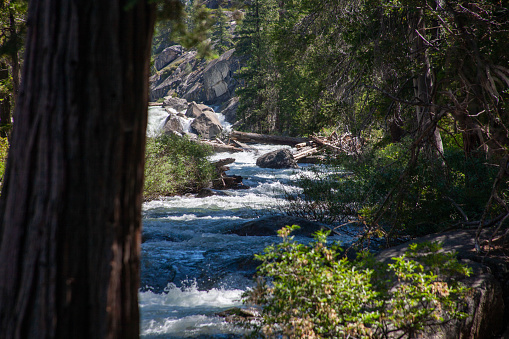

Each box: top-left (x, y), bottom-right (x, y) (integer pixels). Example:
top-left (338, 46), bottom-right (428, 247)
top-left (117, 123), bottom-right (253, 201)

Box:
top-left (144, 134), bottom-right (216, 200)
top-left (244, 226), bottom-right (471, 338)
top-left (151, 0), bottom-right (217, 60)
top-left (234, 0), bottom-right (281, 134)
top-left (282, 137), bottom-right (506, 240)
top-left (211, 7), bottom-right (234, 54)
top-left (0, 136), bottom-right (8, 180)
top-left (173, 2), bottom-right (217, 59)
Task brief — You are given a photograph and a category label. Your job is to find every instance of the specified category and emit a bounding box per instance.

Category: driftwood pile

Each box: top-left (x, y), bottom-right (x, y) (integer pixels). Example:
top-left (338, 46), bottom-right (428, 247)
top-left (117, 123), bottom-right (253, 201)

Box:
top-left (294, 132), bottom-right (363, 161)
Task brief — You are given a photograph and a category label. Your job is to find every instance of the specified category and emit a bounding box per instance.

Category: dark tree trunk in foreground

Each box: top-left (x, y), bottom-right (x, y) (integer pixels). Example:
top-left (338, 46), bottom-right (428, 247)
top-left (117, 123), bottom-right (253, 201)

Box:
top-left (0, 1), bottom-right (155, 338)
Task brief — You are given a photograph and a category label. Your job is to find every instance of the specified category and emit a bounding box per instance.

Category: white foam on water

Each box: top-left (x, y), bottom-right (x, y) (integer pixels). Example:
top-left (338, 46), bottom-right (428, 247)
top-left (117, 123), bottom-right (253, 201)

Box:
top-left (147, 106), bottom-right (169, 137)
top-left (140, 282), bottom-right (243, 308)
top-left (143, 193), bottom-right (283, 213)
top-left (141, 315), bottom-right (243, 337)
top-left (140, 283), bottom-right (245, 337)
top-left (160, 214), bottom-right (243, 222)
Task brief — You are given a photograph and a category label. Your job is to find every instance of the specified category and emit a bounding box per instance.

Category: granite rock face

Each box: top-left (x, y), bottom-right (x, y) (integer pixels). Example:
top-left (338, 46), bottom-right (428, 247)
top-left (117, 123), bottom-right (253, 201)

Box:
top-left (150, 48), bottom-right (240, 106)
top-left (154, 45), bottom-right (184, 71)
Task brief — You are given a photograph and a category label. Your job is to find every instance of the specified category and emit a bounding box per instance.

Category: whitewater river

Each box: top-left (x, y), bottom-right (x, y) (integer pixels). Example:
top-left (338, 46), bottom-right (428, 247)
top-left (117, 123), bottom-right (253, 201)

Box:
top-left (139, 107), bottom-right (353, 338)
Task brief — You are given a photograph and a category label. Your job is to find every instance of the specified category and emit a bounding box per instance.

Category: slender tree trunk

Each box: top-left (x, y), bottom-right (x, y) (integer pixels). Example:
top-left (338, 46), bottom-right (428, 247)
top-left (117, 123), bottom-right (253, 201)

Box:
top-left (0, 1), bottom-right (155, 338)
top-left (410, 9), bottom-right (444, 161)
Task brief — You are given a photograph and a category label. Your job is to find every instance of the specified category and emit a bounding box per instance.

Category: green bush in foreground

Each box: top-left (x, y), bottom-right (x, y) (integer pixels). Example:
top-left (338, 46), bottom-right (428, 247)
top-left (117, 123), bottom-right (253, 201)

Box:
top-left (244, 226), bottom-right (472, 339)
top-left (0, 136), bottom-right (8, 181)
top-left (144, 134), bottom-right (216, 200)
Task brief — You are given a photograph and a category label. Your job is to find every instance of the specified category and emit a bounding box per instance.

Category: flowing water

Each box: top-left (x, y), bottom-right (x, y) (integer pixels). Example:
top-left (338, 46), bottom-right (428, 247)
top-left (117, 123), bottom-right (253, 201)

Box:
top-left (140, 107), bottom-right (353, 338)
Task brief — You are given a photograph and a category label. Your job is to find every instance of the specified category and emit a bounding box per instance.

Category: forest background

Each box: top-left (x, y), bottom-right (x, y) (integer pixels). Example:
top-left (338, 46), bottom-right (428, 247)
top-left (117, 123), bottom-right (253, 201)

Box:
top-left (147, 0), bottom-right (509, 245)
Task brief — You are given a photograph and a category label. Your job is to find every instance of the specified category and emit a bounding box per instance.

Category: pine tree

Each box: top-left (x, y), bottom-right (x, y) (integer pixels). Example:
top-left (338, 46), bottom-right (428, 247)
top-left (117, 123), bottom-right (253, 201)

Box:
top-left (234, 0), bottom-right (279, 134)
top-left (212, 7), bottom-right (234, 54)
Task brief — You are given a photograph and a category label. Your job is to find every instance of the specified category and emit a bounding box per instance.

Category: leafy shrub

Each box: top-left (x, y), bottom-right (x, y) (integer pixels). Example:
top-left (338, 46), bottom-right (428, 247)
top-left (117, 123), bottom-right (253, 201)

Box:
top-left (244, 226), bottom-right (471, 339)
top-left (144, 134), bottom-right (216, 199)
top-left (0, 136), bottom-right (8, 181)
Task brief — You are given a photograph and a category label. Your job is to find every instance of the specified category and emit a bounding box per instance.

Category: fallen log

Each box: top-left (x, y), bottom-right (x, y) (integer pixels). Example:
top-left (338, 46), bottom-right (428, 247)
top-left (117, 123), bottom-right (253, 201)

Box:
top-left (293, 147), bottom-right (320, 160)
top-left (310, 135), bottom-right (343, 154)
top-left (230, 130), bottom-right (308, 146)
top-left (295, 141), bottom-right (314, 149)
top-left (230, 139), bottom-right (258, 152)
top-left (199, 140), bottom-right (243, 153)
top-left (296, 155), bottom-right (326, 164)
top-left (213, 158), bottom-right (236, 167)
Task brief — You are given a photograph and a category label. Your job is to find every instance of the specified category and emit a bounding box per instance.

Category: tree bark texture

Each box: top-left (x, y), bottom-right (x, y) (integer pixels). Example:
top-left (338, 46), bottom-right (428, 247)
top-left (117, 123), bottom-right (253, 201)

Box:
top-left (0, 1), bottom-right (155, 338)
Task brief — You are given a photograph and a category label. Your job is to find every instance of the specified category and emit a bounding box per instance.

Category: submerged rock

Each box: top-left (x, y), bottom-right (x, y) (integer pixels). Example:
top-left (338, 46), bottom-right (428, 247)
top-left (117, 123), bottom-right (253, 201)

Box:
top-left (229, 215), bottom-right (327, 237)
top-left (196, 188), bottom-right (229, 198)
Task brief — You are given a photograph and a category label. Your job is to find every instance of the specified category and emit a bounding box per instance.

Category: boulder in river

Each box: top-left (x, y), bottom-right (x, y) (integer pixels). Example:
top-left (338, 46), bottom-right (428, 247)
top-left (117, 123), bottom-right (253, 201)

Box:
top-left (162, 114), bottom-right (184, 135)
top-left (163, 96), bottom-right (189, 112)
top-left (256, 149), bottom-right (298, 169)
top-left (190, 109), bottom-right (223, 139)
top-left (185, 101), bottom-right (205, 118)
top-left (229, 215), bottom-right (327, 237)
top-left (219, 96), bottom-right (238, 124)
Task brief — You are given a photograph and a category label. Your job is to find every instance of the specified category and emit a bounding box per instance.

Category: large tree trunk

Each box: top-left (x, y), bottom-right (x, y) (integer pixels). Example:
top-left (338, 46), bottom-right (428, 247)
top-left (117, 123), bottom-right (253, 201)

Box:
top-left (0, 1), bottom-right (155, 338)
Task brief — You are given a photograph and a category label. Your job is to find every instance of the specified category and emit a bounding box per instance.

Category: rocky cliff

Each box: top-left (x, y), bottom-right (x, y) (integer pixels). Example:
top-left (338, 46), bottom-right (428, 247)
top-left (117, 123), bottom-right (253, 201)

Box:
top-left (150, 47), bottom-right (240, 110)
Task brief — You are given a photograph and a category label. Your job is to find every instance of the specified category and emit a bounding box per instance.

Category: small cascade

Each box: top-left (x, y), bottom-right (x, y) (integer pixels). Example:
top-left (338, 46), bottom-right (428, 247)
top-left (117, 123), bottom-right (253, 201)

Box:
top-left (147, 104), bottom-right (228, 137)
top-left (147, 106), bottom-right (170, 137)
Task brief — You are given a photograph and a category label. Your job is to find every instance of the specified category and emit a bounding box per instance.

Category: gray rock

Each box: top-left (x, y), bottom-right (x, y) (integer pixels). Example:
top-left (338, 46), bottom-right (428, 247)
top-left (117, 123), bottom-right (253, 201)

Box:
top-left (197, 103), bottom-right (215, 113)
top-left (154, 45), bottom-right (184, 71)
top-left (162, 114), bottom-right (184, 135)
top-left (229, 215), bottom-right (328, 237)
top-left (150, 50), bottom-right (200, 101)
top-left (163, 96), bottom-right (189, 112)
top-left (219, 96), bottom-right (238, 123)
top-left (186, 101), bottom-right (204, 119)
top-left (376, 230), bottom-right (506, 339)
top-left (256, 149), bottom-right (298, 169)
top-left (190, 110), bottom-right (223, 139)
